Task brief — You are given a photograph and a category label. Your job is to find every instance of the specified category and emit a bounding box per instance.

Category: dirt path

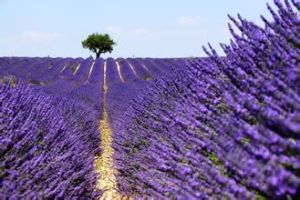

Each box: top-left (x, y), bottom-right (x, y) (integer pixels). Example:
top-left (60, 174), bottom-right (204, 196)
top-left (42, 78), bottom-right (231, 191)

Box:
top-left (94, 61), bottom-right (124, 199)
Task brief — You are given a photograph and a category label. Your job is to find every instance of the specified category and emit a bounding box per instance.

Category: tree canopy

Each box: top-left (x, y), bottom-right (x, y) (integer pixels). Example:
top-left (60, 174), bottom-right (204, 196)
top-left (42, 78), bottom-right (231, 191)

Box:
top-left (82, 33), bottom-right (116, 58)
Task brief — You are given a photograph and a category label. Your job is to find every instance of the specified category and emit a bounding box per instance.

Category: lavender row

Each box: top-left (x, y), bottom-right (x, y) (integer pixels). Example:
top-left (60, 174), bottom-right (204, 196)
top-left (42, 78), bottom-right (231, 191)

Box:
top-left (112, 1), bottom-right (300, 199)
top-left (0, 82), bottom-right (101, 198)
top-left (0, 56), bottom-right (104, 198)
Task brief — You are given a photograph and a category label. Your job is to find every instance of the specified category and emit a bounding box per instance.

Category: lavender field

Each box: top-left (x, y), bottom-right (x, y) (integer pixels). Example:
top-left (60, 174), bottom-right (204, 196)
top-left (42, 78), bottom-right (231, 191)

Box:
top-left (0, 0), bottom-right (300, 199)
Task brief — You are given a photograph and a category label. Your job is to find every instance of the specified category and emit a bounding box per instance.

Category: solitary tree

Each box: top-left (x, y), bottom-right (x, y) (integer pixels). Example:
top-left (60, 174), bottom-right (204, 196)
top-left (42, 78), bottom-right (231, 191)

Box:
top-left (82, 33), bottom-right (116, 58)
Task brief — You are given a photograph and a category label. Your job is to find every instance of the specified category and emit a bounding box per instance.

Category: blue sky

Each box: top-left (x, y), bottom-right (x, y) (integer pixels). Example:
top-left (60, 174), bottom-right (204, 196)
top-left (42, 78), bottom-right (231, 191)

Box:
top-left (0, 0), bottom-right (273, 58)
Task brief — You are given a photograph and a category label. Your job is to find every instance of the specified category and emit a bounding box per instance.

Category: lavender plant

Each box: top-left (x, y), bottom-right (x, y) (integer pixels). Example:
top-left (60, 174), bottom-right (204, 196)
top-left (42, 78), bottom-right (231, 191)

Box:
top-left (113, 1), bottom-right (300, 199)
top-left (0, 82), bottom-right (101, 199)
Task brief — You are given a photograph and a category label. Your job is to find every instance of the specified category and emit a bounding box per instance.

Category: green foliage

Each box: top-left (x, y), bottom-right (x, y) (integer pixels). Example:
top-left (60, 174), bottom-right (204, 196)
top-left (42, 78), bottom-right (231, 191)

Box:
top-left (255, 191), bottom-right (268, 200)
top-left (129, 139), bottom-right (150, 154)
top-left (215, 101), bottom-right (228, 113)
top-left (82, 33), bottom-right (116, 58)
top-left (242, 137), bottom-right (251, 145)
top-left (0, 75), bottom-right (18, 87)
top-left (208, 152), bottom-right (222, 166)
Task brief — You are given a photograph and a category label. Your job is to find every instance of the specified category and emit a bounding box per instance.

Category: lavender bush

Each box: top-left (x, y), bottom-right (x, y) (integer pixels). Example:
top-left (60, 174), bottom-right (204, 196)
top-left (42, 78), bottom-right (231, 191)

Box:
top-left (113, 1), bottom-right (300, 199)
top-left (0, 81), bottom-right (101, 199)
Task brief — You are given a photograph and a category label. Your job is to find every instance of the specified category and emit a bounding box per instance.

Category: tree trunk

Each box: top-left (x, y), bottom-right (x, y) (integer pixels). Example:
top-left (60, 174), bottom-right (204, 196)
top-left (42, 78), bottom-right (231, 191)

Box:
top-left (96, 52), bottom-right (101, 58)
